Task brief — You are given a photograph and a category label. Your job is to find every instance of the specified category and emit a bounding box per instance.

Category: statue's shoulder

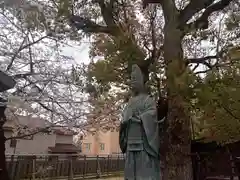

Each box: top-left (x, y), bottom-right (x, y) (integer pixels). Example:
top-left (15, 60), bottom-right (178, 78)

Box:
top-left (143, 95), bottom-right (157, 108)
top-left (128, 95), bottom-right (145, 105)
top-left (141, 94), bottom-right (154, 102)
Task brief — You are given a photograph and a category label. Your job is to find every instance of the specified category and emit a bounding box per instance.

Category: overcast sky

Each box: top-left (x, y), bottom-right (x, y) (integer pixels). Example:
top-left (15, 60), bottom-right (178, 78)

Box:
top-left (61, 43), bottom-right (91, 65)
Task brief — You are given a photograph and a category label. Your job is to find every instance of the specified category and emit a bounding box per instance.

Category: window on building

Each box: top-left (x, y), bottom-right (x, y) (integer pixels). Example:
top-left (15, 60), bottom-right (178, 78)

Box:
top-left (84, 143), bottom-right (91, 152)
top-left (99, 143), bottom-right (105, 151)
top-left (10, 139), bottom-right (17, 148)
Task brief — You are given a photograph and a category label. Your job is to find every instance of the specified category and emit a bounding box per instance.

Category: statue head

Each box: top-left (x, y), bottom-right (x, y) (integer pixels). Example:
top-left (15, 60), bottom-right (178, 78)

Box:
top-left (130, 64), bottom-right (145, 95)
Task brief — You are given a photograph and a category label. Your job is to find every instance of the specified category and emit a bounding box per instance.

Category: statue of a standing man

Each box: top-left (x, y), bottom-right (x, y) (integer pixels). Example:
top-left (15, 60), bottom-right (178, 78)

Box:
top-left (119, 64), bottom-right (161, 180)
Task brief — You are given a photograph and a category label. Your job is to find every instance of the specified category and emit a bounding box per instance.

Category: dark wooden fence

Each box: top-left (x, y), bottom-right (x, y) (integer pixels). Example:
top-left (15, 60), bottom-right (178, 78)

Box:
top-left (6, 155), bottom-right (124, 180)
top-left (192, 140), bottom-right (240, 180)
top-left (6, 140), bottom-right (240, 180)
top-left (192, 152), bottom-right (238, 180)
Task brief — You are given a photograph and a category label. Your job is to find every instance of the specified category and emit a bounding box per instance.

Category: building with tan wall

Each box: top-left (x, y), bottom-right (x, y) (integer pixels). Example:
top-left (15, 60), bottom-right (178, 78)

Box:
top-left (3, 116), bottom-right (80, 155)
top-left (81, 129), bottom-right (121, 156)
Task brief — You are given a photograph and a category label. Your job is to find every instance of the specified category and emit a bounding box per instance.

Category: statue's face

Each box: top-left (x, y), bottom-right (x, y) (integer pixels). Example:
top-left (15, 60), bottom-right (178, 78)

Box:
top-left (130, 81), bottom-right (141, 95)
top-left (131, 88), bottom-right (138, 96)
top-left (130, 64), bottom-right (144, 95)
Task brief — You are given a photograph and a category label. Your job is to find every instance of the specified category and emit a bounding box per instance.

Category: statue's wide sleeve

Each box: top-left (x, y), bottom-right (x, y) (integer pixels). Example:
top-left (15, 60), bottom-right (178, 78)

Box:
top-left (119, 107), bottom-right (129, 154)
top-left (119, 121), bottom-right (128, 153)
top-left (140, 96), bottom-right (160, 157)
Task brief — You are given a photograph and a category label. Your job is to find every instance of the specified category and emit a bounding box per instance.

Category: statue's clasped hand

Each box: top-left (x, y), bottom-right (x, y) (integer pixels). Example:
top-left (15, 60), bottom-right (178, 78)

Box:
top-left (131, 115), bottom-right (141, 123)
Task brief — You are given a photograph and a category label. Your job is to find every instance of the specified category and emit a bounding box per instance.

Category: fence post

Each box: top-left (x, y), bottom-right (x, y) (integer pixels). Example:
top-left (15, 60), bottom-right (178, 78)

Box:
top-left (226, 147), bottom-right (234, 180)
top-left (96, 155), bottom-right (100, 178)
top-left (10, 155), bottom-right (16, 180)
top-left (107, 155), bottom-right (110, 175)
top-left (32, 158), bottom-right (36, 180)
top-left (68, 156), bottom-right (73, 180)
top-left (14, 156), bottom-right (21, 180)
top-left (197, 153), bottom-right (201, 180)
top-left (83, 155), bottom-right (86, 179)
top-left (117, 155), bottom-right (119, 172)
top-left (230, 153), bottom-right (234, 180)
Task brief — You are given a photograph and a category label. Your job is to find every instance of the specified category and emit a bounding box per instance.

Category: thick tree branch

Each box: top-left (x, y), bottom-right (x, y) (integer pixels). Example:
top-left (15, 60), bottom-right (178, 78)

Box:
top-left (142, 0), bottom-right (178, 23)
top-left (96, 0), bottom-right (116, 27)
top-left (187, 55), bottom-right (217, 69)
top-left (186, 0), bottom-right (233, 30)
top-left (70, 15), bottom-right (117, 35)
top-left (71, 1), bottom-right (155, 82)
top-left (13, 73), bottom-right (41, 79)
top-left (28, 32), bottom-right (35, 73)
top-left (150, 9), bottom-right (157, 61)
top-left (180, 0), bottom-right (215, 24)
top-left (160, 0), bottom-right (178, 23)
top-left (70, 1), bottom-right (119, 36)
top-left (142, 0), bottom-right (162, 9)
top-left (194, 61), bottom-right (237, 74)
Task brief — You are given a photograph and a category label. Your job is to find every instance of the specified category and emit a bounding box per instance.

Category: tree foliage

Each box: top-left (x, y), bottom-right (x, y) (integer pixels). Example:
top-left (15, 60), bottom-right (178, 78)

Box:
top-left (193, 47), bottom-right (240, 143)
top-left (4, 0), bottom-right (239, 96)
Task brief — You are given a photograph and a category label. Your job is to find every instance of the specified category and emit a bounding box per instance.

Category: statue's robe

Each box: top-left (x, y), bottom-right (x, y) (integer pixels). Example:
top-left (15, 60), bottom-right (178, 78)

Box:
top-left (119, 94), bottom-right (161, 180)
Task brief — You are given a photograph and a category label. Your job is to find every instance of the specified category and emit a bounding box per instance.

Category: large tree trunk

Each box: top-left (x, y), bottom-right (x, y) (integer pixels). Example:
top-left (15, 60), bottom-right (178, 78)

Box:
top-left (163, 22), bottom-right (193, 180)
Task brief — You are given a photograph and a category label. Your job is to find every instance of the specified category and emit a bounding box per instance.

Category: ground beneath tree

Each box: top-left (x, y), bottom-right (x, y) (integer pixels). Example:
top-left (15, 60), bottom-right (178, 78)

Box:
top-left (98, 177), bottom-right (123, 180)
top-left (206, 177), bottom-right (239, 180)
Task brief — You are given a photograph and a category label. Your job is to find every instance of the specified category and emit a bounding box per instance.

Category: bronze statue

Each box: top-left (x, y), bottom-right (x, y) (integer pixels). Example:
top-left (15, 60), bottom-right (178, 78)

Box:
top-left (119, 64), bottom-right (161, 180)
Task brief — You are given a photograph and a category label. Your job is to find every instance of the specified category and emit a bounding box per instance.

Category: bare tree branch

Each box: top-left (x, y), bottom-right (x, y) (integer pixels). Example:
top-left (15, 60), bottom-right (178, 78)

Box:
top-left (6, 31), bottom-right (29, 71)
top-left (6, 34), bottom-right (49, 71)
top-left (5, 127), bottom-right (51, 141)
top-left (5, 120), bottom-right (91, 141)
top-left (221, 104), bottom-right (240, 121)
top-left (215, 100), bottom-right (240, 122)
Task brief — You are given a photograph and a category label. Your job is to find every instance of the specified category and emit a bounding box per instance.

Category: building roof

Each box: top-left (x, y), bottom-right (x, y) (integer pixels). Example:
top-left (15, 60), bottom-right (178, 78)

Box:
top-left (48, 143), bottom-right (80, 154)
top-left (3, 126), bottom-right (13, 132)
